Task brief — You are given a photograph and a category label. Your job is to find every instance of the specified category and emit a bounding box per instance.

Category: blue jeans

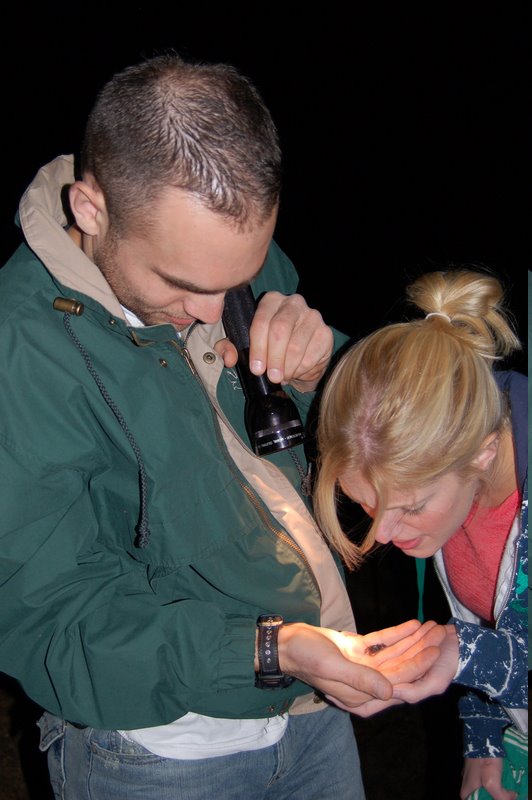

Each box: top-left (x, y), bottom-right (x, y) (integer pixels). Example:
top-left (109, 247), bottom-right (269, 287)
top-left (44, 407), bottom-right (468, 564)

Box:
top-left (38, 704), bottom-right (365, 799)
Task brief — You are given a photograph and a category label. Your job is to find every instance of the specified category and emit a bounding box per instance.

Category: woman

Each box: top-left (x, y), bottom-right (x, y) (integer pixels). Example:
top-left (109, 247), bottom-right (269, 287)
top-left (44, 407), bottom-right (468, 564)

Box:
top-left (314, 269), bottom-right (528, 800)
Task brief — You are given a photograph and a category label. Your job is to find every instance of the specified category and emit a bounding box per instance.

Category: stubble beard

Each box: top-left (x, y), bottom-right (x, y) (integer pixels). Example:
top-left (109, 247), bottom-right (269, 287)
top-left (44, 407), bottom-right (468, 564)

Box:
top-left (94, 231), bottom-right (154, 326)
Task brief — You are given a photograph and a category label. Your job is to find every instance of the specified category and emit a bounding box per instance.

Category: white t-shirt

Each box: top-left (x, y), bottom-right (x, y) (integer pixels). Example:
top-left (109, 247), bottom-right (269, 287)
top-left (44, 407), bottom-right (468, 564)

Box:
top-left (120, 713), bottom-right (288, 759)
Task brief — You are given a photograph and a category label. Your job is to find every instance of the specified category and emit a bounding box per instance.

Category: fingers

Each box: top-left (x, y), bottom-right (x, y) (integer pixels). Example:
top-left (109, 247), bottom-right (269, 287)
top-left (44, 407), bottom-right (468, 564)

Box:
top-left (363, 619), bottom-right (422, 649)
top-left (281, 623), bottom-right (441, 712)
top-left (213, 338), bottom-right (238, 368)
top-left (460, 757), bottom-right (516, 800)
top-left (353, 622), bottom-right (444, 675)
top-left (315, 664), bottom-right (394, 709)
top-left (362, 620), bottom-right (443, 666)
top-left (308, 623), bottom-right (444, 705)
top-left (346, 663), bottom-right (395, 701)
top-left (348, 696), bottom-right (404, 718)
top-left (392, 679), bottom-right (431, 703)
top-left (248, 292), bottom-right (333, 387)
top-left (393, 624), bottom-right (458, 701)
top-left (381, 645), bottom-right (441, 685)
top-left (280, 623), bottom-right (394, 705)
top-left (392, 668), bottom-right (447, 702)
top-left (314, 658), bottom-right (394, 704)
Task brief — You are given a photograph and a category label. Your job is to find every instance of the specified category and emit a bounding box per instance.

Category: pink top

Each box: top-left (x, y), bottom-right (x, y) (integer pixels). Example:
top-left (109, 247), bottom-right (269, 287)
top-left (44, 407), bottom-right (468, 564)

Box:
top-left (442, 489), bottom-right (519, 624)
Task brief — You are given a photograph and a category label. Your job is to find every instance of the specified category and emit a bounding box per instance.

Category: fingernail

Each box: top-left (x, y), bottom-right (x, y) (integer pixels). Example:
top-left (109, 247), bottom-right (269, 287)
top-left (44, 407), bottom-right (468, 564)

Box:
top-left (250, 360), bottom-right (264, 374)
top-left (268, 368), bottom-right (282, 383)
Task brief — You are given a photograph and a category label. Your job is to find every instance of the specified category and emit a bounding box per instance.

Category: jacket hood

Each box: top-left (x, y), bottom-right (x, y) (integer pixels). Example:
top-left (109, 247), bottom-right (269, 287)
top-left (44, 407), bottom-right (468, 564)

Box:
top-left (18, 154), bottom-right (127, 321)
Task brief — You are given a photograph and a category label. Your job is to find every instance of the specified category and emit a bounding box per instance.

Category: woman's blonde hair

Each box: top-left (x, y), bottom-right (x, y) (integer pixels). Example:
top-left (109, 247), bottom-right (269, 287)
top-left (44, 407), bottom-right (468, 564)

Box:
top-left (314, 269), bottom-right (521, 569)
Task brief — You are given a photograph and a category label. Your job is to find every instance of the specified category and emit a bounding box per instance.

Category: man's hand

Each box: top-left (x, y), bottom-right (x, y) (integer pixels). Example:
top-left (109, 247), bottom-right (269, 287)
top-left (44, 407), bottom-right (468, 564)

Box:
top-left (215, 291), bottom-right (333, 391)
top-left (460, 757), bottom-right (517, 800)
top-left (278, 619), bottom-right (444, 713)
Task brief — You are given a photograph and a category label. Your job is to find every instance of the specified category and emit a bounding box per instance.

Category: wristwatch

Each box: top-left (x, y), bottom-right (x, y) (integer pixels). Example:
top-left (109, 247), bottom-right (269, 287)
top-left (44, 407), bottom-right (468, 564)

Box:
top-left (255, 614), bottom-right (296, 689)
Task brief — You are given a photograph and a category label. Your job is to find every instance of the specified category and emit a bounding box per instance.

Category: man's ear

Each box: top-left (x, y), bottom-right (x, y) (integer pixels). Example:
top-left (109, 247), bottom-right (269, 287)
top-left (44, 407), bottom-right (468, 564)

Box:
top-left (69, 178), bottom-right (108, 236)
top-left (471, 432), bottom-right (499, 472)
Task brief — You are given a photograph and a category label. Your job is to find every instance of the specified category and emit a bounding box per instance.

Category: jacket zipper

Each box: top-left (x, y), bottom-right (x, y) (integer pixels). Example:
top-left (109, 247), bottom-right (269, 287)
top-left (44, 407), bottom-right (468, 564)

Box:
top-left (171, 331), bottom-right (321, 597)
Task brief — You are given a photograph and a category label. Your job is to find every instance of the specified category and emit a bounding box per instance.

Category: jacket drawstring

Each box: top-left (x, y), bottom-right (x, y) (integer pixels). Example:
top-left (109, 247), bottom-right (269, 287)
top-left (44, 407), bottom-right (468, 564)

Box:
top-left (61, 311), bottom-right (151, 548)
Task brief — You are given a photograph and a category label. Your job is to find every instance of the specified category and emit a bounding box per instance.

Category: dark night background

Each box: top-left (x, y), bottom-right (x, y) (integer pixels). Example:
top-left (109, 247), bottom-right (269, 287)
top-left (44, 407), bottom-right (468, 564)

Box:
top-left (0, 5), bottom-right (528, 799)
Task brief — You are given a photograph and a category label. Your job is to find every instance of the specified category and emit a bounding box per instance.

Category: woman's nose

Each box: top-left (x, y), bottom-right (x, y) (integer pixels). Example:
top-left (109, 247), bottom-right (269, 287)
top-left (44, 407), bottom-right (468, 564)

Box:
top-left (373, 513), bottom-right (401, 544)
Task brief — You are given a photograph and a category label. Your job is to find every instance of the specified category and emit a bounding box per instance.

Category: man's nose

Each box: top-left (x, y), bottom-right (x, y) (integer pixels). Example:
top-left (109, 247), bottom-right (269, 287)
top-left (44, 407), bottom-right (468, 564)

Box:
top-left (185, 294), bottom-right (225, 324)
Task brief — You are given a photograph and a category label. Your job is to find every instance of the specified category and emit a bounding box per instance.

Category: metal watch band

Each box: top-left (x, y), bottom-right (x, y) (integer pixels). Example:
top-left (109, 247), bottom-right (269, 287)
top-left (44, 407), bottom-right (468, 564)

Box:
top-left (255, 614), bottom-right (295, 689)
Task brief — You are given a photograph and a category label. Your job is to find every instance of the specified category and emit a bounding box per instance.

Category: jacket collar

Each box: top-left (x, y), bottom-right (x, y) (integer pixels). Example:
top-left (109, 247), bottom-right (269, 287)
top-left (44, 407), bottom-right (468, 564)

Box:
top-left (495, 370), bottom-right (527, 491)
top-left (19, 155), bottom-right (127, 321)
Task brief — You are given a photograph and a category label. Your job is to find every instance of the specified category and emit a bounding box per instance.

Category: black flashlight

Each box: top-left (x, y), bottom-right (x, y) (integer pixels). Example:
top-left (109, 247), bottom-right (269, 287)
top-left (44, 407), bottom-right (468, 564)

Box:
top-left (222, 286), bottom-right (305, 456)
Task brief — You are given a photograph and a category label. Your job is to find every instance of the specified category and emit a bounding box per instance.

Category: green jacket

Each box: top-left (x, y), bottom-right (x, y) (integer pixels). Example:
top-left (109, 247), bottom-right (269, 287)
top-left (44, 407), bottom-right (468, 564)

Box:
top-left (0, 156), bottom-right (350, 729)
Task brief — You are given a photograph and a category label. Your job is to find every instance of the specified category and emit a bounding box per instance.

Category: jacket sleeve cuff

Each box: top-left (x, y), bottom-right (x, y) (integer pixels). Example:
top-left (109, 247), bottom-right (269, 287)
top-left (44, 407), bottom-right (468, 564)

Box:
top-left (462, 717), bottom-right (506, 759)
top-left (451, 618), bottom-right (521, 699)
top-left (217, 615), bottom-right (258, 688)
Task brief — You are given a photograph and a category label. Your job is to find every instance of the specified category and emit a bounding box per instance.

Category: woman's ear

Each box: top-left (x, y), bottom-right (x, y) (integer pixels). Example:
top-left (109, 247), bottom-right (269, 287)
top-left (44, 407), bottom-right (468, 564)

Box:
top-left (69, 178), bottom-right (108, 236)
top-left (471, 432), bottom-right (499, 472)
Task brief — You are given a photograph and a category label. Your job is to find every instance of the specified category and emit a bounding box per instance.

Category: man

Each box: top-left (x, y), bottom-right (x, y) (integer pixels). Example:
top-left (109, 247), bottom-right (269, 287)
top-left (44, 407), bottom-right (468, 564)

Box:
top-left (0, 52), bottom-right (442, 799)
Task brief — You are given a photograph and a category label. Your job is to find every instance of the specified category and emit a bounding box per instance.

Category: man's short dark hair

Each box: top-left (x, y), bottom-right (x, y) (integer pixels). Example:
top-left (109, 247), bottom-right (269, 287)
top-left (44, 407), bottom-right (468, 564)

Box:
top-left (80, 52), bottom-right (282, 233)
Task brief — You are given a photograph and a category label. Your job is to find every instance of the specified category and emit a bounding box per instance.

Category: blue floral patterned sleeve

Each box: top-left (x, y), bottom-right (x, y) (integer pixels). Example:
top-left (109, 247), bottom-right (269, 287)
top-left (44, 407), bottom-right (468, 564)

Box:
top-left (452, 491), bottom-right (528, 758)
